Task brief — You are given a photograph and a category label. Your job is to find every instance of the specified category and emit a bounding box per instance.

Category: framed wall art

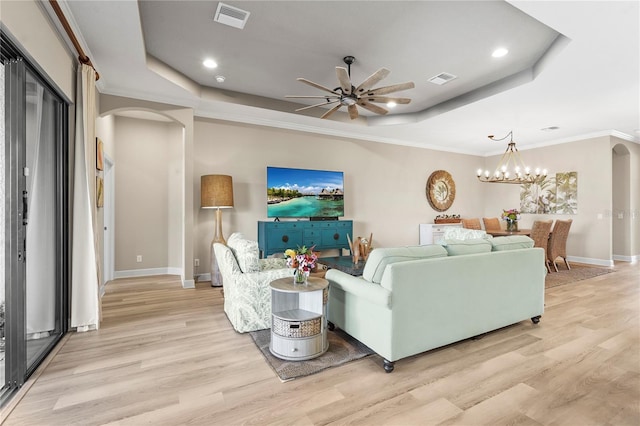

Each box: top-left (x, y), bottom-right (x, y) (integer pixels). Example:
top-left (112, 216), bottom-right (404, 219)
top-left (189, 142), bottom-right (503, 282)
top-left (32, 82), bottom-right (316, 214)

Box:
top-left (96, 176), bottom-right (104, 208)
top-left (520, 171), bottom-right (577, 214)
top-left (96, 137), bottom-right (104, 171)
top-left (426, 170), bottom-right (456, 211)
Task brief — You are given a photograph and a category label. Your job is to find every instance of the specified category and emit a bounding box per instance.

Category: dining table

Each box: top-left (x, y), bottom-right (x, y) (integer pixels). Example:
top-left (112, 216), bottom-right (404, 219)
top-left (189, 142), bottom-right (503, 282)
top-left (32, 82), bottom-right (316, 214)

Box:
top-left (487, 229), bottom-right (532, 237)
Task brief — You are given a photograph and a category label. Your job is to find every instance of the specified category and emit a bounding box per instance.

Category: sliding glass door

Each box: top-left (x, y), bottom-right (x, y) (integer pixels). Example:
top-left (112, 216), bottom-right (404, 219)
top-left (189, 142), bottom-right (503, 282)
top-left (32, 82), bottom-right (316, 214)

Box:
top-left (1, 33), bottom-right (68, 405)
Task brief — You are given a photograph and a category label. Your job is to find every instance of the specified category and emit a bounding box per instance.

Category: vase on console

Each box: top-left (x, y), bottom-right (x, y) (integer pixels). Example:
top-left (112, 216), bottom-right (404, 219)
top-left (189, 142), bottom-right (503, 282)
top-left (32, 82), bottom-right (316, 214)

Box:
top-left (506, 219), bottom-right (518, 232)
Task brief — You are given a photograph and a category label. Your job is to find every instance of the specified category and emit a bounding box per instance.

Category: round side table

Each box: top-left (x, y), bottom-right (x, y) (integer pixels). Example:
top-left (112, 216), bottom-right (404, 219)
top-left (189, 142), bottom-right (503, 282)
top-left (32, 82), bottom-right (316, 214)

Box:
top-left (269, 277), bottom-right (329, 361)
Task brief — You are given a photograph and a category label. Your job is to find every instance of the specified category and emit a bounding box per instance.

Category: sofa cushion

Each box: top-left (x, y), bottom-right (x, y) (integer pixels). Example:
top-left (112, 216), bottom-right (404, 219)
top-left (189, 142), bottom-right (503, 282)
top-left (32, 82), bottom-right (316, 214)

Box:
top-left (442, 238), bottom-right (492, 256)
top-left (227, 233), bottom-right (261, 273)
top-left (442, 227), bottom-right (491, 242)
top-left (490, 235), bottom-right (534, 251)
top-left (363, 245), bottom-right (448, 284)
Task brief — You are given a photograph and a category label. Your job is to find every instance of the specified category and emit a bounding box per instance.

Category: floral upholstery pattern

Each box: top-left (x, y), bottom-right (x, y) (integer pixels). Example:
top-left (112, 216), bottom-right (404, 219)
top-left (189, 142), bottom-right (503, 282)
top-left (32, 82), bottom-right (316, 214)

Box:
top-left (227, 233), bottom-right (261, 273)
top-left (442, 226), bottom-right (491, 241)
top-left (259, 257), bottom-right (288, 270)
top-left (214, 241), bottom-right (292, 333)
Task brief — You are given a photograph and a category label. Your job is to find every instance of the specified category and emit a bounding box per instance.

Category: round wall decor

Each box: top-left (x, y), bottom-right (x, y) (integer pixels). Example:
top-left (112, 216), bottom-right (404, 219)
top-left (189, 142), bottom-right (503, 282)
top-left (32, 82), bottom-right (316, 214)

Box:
top-left (426, 170), bottom-right (456, 211)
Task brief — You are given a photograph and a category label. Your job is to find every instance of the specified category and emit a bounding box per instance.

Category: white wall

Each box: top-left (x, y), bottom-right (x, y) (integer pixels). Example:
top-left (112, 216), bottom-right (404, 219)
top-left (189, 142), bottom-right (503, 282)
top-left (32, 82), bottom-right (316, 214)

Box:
top-left (167, 125), bottom-right (184, 270)
top-left (113, 116), bottom-right (182, 274)
top-left (612, 138), bottom-right (640, 260)
top-left (99, 94), bottom-right (195, 285)
top-left (96, 114), bottom-right (116, 159)
top-left (482, 135), bottom-right (633, 266)
top-left (1, 0), bottom-right (75, 101)
top-left (192, 117), bottom-right (487, 263)
top-left (98, 111), bottom-right (638, 277)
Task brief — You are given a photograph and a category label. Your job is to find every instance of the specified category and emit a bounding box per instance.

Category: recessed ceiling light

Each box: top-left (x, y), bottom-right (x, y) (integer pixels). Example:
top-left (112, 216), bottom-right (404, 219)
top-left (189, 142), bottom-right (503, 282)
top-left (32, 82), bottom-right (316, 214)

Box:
top-left (492, 48), bottom-right (509, 58)
top-left (215, 75), bottom-right (225, 83)
top-left (203, 59), bottom-right (218, 69)
top-left (386, 101), bottom-right (397, 108)
top-left (541, 126), bottom-right (560, 131)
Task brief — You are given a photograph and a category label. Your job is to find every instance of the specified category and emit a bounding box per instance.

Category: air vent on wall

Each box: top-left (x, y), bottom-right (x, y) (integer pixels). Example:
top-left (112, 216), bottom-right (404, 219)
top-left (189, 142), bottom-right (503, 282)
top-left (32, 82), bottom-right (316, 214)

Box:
top-left (213, 2), bottom-right (250, 29)
top-left (428, 72), bottom-right (457, 85)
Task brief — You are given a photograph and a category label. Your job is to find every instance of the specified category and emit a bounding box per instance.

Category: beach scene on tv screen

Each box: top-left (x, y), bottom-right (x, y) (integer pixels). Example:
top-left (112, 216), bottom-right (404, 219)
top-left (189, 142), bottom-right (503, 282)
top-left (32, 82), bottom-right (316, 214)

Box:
top-left (267, 167), bottom-right (344, 218)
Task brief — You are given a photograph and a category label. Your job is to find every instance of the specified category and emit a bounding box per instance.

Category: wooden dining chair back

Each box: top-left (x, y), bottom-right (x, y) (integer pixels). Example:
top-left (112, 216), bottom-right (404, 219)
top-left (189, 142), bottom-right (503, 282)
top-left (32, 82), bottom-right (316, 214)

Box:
top-left (547, 219), bottom-right (573, 272)
top-left (530, 220), bottom-right (554, 273)
top-left (482, 217), bottom-right (502, 231)
top-left (461, 218), bottom-right (482, 230)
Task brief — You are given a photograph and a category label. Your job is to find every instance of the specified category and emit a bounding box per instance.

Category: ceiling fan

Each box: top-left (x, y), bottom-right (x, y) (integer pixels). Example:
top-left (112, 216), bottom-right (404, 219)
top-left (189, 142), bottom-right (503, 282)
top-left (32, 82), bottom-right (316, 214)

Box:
top-left (286, 56), bottom-right (415, 120)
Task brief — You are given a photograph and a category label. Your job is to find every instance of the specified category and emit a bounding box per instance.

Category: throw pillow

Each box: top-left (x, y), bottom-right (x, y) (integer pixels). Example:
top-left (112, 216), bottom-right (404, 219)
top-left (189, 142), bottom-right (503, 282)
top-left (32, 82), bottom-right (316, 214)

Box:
top-left (226, 233), bottom-right (261, 273)
top-left (490, 235), bottom-right (534, 251)
top-left (363, 245), bottom-right (448, 284)
top-left (259, 257), bottom-right (288, 271)
top-left (442, 238), bottom-right (492, 256)
top-left (442, 227), bottom-right (490, 242)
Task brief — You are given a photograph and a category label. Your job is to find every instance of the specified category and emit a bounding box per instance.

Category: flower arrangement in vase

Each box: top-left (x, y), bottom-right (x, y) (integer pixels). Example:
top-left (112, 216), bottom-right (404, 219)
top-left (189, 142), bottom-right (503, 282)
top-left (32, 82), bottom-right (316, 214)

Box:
top-left (284, 245), bottom-right (318, 284)
top-left (501, 208), bottom-right (521, 232)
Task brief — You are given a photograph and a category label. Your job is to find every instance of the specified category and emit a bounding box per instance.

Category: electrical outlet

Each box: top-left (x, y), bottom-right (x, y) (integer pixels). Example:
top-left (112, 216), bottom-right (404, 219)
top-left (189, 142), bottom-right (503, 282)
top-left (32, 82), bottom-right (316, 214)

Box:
top-left (194, 258), bottom-right (200, 267)
top-left (136, 255), bottom-right (142, 263)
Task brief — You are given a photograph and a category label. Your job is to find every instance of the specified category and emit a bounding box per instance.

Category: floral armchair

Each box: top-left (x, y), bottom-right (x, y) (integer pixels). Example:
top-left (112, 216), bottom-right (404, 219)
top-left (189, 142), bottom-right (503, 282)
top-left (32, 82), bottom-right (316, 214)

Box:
top-left (213, 233), bottom-right (292, 333)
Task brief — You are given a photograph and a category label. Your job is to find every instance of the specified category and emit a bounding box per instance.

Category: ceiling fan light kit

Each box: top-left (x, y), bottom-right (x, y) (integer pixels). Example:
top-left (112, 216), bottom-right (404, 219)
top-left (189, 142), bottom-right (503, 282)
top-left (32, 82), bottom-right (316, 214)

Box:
top-left (286, 56), bottom-right (415, 119)
top-left (477, 131), bottom-right (548, 184)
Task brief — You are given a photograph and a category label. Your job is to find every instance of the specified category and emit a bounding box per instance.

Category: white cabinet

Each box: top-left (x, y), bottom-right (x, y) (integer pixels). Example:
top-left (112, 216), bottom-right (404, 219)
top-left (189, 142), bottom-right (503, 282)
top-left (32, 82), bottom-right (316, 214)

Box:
top-left (419, 223), bottom-right (462, 245)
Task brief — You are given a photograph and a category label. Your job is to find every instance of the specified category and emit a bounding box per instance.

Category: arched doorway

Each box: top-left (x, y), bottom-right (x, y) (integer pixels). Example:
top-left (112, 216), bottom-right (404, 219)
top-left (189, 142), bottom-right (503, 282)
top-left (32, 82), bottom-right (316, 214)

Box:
top-left (97, 109), bottom-right (187, 286)
top-left (612, 143), bottom-right (631, 261)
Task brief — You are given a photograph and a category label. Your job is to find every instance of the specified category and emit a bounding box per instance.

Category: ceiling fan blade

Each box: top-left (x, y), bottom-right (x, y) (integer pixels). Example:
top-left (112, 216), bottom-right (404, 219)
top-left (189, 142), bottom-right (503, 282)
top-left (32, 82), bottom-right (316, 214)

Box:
top-left (336, 67), bottom-right (352, 95)
top-left (297, 78), bottom-right (340, 95)
top-left (357, 100), bottom-right (389, 115)
top-left (348, 104), bottom-right (359, 120)
top-left (362, 96), bottom-right (412, 104)
top-left (363, 81), bottom-right (415, 96)
top-left (354, 68), bottom-right (390, 94)
top-left (321, 104), bottom-right (342, 119)
top-left (286, 95), bottom-right (340, 99)
top-left (295, 100), bottom-right (339, 112)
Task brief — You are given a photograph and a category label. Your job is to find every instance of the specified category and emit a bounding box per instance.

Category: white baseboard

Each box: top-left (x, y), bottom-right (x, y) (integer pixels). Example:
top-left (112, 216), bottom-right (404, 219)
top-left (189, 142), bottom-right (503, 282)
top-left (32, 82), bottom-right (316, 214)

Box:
top-left (113, 267), bottom-right (196, 288)
top-left (566, 256), bottom-right (614, 267)
top-left (114, 267), bottom-right (184, 279)
top-left (613, 254), bottom-right (639, 263)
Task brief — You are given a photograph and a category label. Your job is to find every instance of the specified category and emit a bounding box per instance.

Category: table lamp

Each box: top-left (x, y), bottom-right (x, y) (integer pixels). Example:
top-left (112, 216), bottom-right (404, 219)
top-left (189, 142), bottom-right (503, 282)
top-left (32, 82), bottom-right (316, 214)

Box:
top-left (201, 174), bottom-right (234, 286)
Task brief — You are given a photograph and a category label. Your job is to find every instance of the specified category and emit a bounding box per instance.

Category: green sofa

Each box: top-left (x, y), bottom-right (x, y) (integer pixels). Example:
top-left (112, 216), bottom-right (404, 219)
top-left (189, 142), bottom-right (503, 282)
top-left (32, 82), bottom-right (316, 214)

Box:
top-left (325, 236), bottom-right (546, 372)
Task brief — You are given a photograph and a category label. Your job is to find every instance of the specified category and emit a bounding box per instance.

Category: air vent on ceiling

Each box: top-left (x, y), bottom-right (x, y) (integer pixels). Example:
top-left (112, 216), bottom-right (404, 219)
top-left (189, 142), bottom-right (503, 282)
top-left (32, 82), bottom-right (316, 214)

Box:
top-left (428, 72), bottom-right (457, 86)
top-left (213, 2), bottom-right (250, 29)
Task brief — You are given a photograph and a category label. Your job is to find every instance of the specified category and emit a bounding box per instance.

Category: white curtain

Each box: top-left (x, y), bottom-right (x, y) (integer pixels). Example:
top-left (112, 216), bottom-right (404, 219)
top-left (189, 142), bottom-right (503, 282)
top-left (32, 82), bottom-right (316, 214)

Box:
top-left (25, 79), bottom-right (56, 335)
top-left (70, 64), bottom-right (100, 330)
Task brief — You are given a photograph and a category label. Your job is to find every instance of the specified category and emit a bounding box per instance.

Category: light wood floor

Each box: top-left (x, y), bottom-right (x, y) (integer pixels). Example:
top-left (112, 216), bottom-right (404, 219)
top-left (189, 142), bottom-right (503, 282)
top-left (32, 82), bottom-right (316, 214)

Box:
top-left (3, 263), bottom-right (639, 425)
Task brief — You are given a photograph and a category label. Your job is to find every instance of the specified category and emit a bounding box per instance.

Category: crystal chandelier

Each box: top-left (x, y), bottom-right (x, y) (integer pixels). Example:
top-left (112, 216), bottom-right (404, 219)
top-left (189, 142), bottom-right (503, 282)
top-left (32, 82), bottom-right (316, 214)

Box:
top-left (476, 131), bottom-right (547, 184)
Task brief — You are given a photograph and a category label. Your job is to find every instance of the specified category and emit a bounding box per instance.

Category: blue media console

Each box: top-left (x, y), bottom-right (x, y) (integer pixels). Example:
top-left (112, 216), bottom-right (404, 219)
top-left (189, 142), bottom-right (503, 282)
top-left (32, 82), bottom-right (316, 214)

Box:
top-left (258, 220), bottom-right (353, 257)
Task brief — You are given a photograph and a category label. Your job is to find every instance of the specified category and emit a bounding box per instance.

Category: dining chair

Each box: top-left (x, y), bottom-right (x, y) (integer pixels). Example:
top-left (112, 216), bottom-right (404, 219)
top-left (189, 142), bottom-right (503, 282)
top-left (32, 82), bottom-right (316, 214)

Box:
top-left (482, 217), bottom-right (502, 232)
top-left (461, 218), bottom-right (482, 230)
top-left (547, 219), bottom-right (573, 272)
top-left (530, 220), bottom-right (554, 273)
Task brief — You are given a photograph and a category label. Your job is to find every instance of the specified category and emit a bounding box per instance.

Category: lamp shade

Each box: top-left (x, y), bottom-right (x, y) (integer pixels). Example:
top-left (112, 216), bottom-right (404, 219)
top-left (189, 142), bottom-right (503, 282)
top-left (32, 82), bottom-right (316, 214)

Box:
top-left (201, 175), bottom-right (234, 208)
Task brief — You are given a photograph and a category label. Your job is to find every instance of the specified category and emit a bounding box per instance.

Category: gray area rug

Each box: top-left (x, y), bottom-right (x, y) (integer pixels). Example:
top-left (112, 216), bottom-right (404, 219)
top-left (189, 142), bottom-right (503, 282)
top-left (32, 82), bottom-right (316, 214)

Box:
top-left (249, 328), bottom-right (374, 381)
top-left (545, 263), bottom-right (614, 289)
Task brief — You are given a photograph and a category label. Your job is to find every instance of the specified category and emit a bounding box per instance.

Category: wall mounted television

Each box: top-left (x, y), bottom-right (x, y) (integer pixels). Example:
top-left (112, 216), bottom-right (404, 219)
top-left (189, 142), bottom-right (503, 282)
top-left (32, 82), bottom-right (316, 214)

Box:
top-left (266, 166), bottom-right (344, 219)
